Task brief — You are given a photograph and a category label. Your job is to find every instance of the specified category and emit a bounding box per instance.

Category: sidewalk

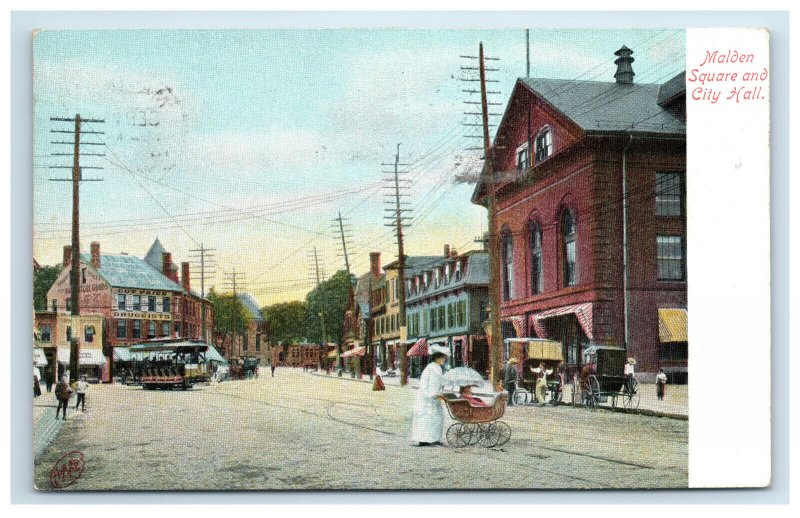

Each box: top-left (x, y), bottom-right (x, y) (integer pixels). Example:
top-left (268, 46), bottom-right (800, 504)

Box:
top-left (309, 369), bottom-right (687, 419)
top-left (33, 394), bottom-right (65, 462)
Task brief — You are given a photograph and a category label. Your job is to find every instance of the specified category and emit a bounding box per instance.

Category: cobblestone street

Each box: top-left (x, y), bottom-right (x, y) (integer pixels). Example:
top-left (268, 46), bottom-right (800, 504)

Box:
top-left (34, 368), bottom-right (687, 490)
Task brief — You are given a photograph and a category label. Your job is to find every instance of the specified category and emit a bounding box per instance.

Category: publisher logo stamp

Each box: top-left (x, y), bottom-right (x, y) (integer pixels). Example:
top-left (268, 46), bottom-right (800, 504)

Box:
top-left (49, 450), bottom-right (85, 489)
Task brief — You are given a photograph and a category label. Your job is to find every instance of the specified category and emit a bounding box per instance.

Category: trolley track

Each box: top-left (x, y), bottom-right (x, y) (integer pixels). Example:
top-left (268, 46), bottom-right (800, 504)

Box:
top-left (213, 384), bottom-right (685, 488)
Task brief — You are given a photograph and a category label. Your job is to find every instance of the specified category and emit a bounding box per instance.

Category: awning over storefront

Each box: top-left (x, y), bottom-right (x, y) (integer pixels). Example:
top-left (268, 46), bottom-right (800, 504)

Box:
top-left (341, 346), bottom-right (366, 358)
top-left (658, 308), bottom-right (688, 343)
top-left (33, 348), bottom-right (48, 367)
top-left (533, 302), bottom-right (594, 340)
top-left (502, 315), bottom-right (526, 337)
top-left (205, 345), bottom-right (228, 364)
top-left (57, 347), bottom-right (107, 366)
top-left (406, 338), bottom-right (428, 357)
top-left (113, 347), bottom-right (132, 362)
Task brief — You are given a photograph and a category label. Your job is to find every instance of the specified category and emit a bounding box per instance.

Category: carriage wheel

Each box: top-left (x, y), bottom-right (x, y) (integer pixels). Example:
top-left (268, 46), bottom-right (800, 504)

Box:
top-left (463, 423), bottom-right (482, 445)
top-left (551, 385), bottom-right (564, 406)
top-left (585, 375), bottom-right (600, 411)
top-left (446, 423), bottom-right (470, 448)
top-left (479, 423), bottom-right (500, 448)
top-left (513, 389), bottom-right (528, 406)
top-left (623, 379), bottom-right (641, 410)
top-left (494, 421), bottom-right (511, 447)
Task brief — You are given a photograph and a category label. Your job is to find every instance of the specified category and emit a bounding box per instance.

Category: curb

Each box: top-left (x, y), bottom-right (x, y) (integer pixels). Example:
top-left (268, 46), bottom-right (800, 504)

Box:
top-left (33, 409), bottom-right (65, 463)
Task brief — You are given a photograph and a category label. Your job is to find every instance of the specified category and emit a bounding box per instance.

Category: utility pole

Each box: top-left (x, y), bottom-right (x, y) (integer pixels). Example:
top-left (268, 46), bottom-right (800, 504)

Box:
top-left (189, 243), bottom-right (216, 342)
top-left (383, 143), bottom-right (412, 386)
top-left (333, 212), bottom-right (352, 278)
top-left (311, 246), bottom-right (328, 346)
top-left (222, 269), bottom-right (245, 359)
top-left (332, 212), bottom-right (354, 369)
top-left (526, 29), bottom-right (530, 77)
top-left (479, 42), bottom-right (504, 389)
top-left (49, 114), bottom-right (104, 384)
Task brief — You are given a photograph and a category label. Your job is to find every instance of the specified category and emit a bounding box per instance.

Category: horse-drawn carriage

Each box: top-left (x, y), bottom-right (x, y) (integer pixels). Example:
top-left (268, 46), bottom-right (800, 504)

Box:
top-left (229, 356), bottom-right (260, 380)
top-left (573, 344), bottom-right (640, 410)
top-left (505, 338), bottom-right (565, 406)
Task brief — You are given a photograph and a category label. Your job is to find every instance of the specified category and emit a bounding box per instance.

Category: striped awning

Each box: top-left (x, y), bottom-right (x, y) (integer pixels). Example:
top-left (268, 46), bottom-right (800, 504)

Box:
top-left (658, 308), bottom-right (688, 343)
top-left (533, 303), bottom-right (594, 340)
top-left (341, 346), bottom-right (366, 358)
top-left (406, 338), bottom-right (428, 357)
top-left (502, 315), bottom-right (526, 337)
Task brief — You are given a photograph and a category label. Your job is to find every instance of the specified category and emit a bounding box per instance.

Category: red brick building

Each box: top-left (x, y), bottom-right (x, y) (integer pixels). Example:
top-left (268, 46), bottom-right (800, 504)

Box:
top-left (472, 47), bottom-right (687, 382)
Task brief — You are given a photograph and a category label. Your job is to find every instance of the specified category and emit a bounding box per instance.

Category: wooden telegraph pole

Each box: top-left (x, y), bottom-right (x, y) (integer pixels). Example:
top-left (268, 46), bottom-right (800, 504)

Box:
top-left (478, 43), bottom-right (504, 389)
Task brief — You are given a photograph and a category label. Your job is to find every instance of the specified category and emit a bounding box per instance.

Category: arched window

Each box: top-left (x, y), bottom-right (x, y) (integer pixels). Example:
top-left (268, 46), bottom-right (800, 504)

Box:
top-left (562, 209), bottom-right (578, 287)
top-left (534, 126), bottom-right (554, 164)
top-left (530, 222), bottom-right (543, 294)
top-left (502, 229), bottom-right (514, 300)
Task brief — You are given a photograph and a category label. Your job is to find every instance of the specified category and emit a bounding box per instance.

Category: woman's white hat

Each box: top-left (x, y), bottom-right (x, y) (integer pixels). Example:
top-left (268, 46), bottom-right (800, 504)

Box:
top-left (428, 344), bottom-right (451, 356)
top-left (627, 357), bottom-right (637, 365)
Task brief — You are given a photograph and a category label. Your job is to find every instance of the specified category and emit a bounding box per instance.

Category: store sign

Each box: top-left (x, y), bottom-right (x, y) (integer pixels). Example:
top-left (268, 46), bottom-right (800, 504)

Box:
top-left (113, 311), bottom-right (171, 321)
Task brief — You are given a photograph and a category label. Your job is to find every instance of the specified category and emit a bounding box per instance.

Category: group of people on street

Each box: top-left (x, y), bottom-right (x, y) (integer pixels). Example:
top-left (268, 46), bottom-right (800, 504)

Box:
top-left (52, 375), bottom-right (89, 420)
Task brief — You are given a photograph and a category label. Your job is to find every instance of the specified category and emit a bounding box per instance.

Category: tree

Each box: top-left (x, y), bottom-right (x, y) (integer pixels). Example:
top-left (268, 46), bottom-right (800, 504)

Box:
top-left (304, 270), bottom-right (354, 345)
top-left (207, 288), bottom-right (252, 352)
top-left (34, 264), bottom-right (62, 311)
top-left (261, 301), bottom-right (308, 345)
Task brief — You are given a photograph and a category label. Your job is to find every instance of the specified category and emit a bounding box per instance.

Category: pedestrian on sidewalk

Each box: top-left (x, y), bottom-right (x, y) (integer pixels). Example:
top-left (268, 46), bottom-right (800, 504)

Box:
top-left (410, 349), bottom-right (449, 446)
top-left (656, 369), bottom-right (668, 401)
top-left (54, 376), bottom-right (72, 420)
top-left (75, 375), bottom-right (88, 412)
top-left (504, 358), bottom-right (519, 406)
top-left (33, 365), bottom-right (42, 398)
top-left (45, 370), bottom-right (53, 393)
top-left (271, 363), bottom-right (276, 377)
top-left (531, 362), bottom-right (552, 406)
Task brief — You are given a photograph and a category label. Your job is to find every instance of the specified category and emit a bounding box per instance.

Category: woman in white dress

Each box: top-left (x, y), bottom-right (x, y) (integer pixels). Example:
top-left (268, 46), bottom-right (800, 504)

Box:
top-left (410, 349), bottom-right (449, 446)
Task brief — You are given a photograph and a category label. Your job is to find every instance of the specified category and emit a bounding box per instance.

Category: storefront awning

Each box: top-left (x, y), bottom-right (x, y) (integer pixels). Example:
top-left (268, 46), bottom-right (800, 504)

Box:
top-left (341, 346), bottom-right (366, 358)
top-left (205, 345), bottom-right (228, 364)
top-left (502, 315), bottom-right (526, 337)
top-left (658, 308), bottom-right (688, 343)
top-left (33, 348), bottom-right (48, 367)
top-left (57, 347), bottom-right (107, 366)
top-left (533, 302), bottom-right (594, 340)
top-left (406, 338), bottom-right (428, 357)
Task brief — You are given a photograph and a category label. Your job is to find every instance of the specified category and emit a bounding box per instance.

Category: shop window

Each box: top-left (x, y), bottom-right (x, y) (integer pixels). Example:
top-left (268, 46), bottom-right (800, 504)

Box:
top-left (530, 222), bottom-right (543, 294)
top-left (657, 235), bottom-right (685, 281)
top-left (132, 320), bottom-right (141, 339)
top-left (39, 325), bottom-right (51, 342)
top-left (534, 127), bottom-right (554, 164)
top-left (84, 325), bottom-right (95, 342)
top-left (656, 172), bottom-right (684, 217)
top-left (116, 320), bottom-right (127, 339)
top-left (659, 342), bottom-right (688, 361)
top-left (562, 209), bottom-right (578, 287)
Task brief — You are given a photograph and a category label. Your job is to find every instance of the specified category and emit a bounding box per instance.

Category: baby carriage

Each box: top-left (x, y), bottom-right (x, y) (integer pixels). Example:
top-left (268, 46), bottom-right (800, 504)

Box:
top-left (442, 392), bottom-right (510, 448)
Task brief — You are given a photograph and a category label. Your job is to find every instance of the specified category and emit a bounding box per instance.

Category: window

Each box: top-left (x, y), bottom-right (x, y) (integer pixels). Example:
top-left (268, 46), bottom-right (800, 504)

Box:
top-left (393, 278), bottom-right (399, 301)
top-left (116, 320), bottom-right (127, 338)
top-left (502, 230), bottom-right (514, 300)
top-left (132, 320), bottom-right (141, 339)
top-left (84, 325), bottom-right (95, 343)
top-left (66, 326), bottom-right (72, 342)
top-left (447, 303), bottom-right (454, 328)
top-left (39, 325), bottom-right (51, 342)
top-left (161, 322), bottom-right (170, 337)
top-left (530, 222), bottom-right (543, 294)
top-left (656, 172), bottom-right (684, 217)
top-left (117, 293), bottom-right (126, 310)
top-left (132, 295), bottom-right (141, 311)
top-left (534, 127), bottom-right (554, 163)
top-left (422, 310), bottom-right (429, 334)
top-left (516, 142), bottom-right (530, 170)
top-left (256, 334), bottom-right (261, 352)
top-left (562, 209), bottom-right (578, 287)
top-left (243, 335), bottom-right (248, 352)
top-left (81, 268), bottom-right (87, 284)
top-left (174, 322), bottom-right (181, 336)
top-left (434, 270), bottom-right (440, 289)
top-left (657, 235), bottom-right (685, 281)
top-left (455, 261), bottom-right (462, 281)
top-left (147, 321), bottom-right (156, 339)
top-left (51, 299), bottom-right (57, 312)
top-left (66, 299), bottom-right (71, 312)
top-left (438, 306), bottom-right (446, 330)
top-left (148, 296), bottom-right (156, 312)
top-left (430, 308), bottom-right (438, 332)
top-left (444, 264), bottom-right (451, 284)
top-left (162, 297), bottom-right (170, 313)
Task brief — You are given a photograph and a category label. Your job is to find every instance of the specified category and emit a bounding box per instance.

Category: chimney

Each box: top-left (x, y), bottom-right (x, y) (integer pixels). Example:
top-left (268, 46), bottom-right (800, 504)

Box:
top-left (614, 45), bottom-right (635, 84)
top-left (90, 242), bottom-right (100, 269)
top-left (181, 262), bottom-right (190, 291)
top-left (62, 245), bottom-right (72, 268)
top-left (162, 252), bottom-right (173, 278)
top-left (369, 252), bottom-right (381, 278)
top-left (443, 244), bottom-right (450, 258)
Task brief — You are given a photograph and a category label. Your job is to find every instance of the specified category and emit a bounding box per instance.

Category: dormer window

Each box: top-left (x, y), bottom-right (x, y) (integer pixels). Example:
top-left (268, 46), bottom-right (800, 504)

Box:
top-left (434, 269), bottom-right (440, 289)
top-left (534, 127), bottom-right (553, 164)
top-left (455, 261), bottom-right (463, 281)
top-left (444, 264), bottom-right (451, 284)
top-left (516, 142), bottom-right (530, 170)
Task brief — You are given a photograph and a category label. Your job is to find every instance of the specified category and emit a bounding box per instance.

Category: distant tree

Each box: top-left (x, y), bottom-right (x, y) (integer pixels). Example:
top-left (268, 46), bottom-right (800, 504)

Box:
top-left (261, 301), bottom-right (308, 345)
top-left (304, 270), bottom-right (355, 345)
top-left (33, 264), bottom-right (62, 310)
top-left (207, 288), bottom-right (252, 347)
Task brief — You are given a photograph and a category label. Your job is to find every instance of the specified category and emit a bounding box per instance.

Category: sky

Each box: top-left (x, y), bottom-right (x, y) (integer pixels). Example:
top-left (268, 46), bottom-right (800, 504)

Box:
top-left (32, 28), bottom-right (685, 307)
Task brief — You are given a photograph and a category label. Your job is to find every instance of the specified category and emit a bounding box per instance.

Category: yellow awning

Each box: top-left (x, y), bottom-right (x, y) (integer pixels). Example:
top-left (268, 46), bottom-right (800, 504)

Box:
top-left (658, 308), bottom-right (688, 343)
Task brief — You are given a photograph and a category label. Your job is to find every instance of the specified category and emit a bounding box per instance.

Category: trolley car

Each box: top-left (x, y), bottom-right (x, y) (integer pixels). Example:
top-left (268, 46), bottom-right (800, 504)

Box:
top-left (130, 340), bottom-right (213, 390)
top-left (573, 344), bottom-right (640, 410)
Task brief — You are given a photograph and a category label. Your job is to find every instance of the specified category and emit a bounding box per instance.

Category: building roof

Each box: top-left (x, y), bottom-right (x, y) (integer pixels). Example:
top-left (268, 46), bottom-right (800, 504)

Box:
top-left (406, 251), bottom-right (488, 303)
top-left (80, 253), bottom-right (184, 292)
top-left (519, 76), bottom-right (686, 136)
top-left (237, 293), bottom-right (264, 322)
top-left (143, 237), bottom-right (178, 273)
top-left (383, 256), bottom-right (443, 279)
